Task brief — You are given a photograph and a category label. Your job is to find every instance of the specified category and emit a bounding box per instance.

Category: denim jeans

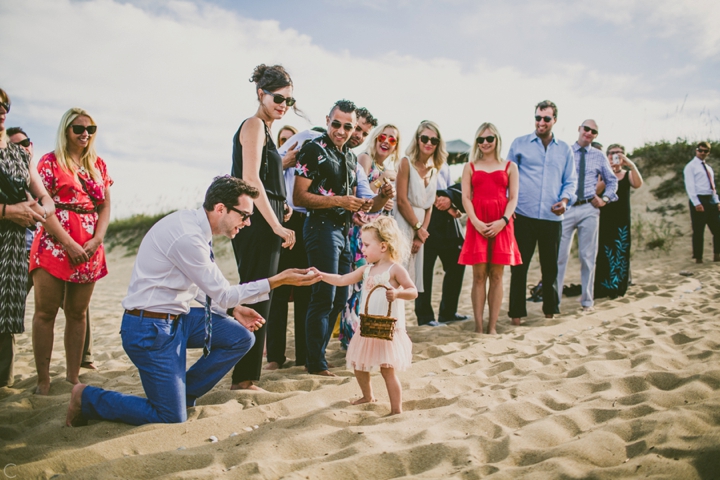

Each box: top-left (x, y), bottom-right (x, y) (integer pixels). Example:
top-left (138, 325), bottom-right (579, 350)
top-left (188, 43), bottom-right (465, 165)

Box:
top-left (81, 308), bottom-right (254, 425)
top-left (303, 215), bottom-right (352, 373)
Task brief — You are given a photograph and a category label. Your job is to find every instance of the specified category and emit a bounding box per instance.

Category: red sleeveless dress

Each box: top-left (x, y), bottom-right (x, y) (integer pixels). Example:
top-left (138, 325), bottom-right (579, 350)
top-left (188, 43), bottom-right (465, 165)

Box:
top-left (459, 161), bottom-right (522, 266)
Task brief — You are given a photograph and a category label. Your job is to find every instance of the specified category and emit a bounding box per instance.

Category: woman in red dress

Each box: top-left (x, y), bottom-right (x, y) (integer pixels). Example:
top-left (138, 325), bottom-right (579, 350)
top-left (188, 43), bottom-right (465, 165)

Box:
top-left (30, 108), bottom-right (112, 394)
top-left (459, 123), bottom-right (520, 335)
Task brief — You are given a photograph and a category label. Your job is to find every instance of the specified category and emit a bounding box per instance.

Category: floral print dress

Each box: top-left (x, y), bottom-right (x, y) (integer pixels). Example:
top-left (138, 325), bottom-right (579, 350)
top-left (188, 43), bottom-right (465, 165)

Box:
top-left (30, 153), bottom-right (112, 283)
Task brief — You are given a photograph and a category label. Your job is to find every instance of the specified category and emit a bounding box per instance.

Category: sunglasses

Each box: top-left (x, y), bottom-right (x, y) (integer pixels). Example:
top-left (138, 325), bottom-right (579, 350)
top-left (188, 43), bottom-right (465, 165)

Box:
top-left (263, 89), bottom-right (296, 107)
top-left (377, 134), bottom-right (397, 146)
top-left (419, 135), bottom-right (439, 146)
top-left (697, 148), bottom-right (710, 154)
top-left (227, 205), bottom-right (252, 222)
top-left (13, 138), bottom-right (31, 148)
top-left (535, 115), bottom-right (554, 123)
top-left (70, 125), bottom-right (97, 135)
top-left (582, 125), bottom-right (599, 135)
top-left (476, 135), bottom-right (496, 145)
top-left (330, 120), bottom-right (354, 132)
top-left (0, 101), bottom-right (9, 113)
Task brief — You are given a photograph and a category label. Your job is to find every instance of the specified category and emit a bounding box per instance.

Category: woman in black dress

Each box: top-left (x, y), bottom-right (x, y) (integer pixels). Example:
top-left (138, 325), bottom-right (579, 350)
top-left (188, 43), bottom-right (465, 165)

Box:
top-left (230, 65), bottom-right (298, 390)
top-left (594, 144), bottom-right (643, 299)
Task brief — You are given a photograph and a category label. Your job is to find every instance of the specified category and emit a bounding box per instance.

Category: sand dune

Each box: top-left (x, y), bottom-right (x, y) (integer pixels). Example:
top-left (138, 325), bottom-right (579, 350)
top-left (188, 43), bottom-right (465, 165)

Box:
top-left (2, 182), bottom-right (720, 479)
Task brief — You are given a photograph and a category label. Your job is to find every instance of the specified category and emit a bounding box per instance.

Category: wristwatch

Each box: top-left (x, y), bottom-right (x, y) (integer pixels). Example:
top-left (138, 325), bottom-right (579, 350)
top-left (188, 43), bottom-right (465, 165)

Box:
top-left (413, 222), bottom-right (422, 231)
top-left (602, 196), bottom-right (610, 204)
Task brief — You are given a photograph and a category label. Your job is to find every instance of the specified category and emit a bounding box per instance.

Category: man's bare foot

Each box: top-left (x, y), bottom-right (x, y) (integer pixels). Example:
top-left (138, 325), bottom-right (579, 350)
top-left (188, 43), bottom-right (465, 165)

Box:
top-left (309, 370), bottom-right (336, 377)
top-left (230, 381), bottom-right (268, 392)
top-left (81, 362), bottom-right (97, 370)
top-left (545, 314), bottom-right (554, 319)
top-left (263, 361), bottom-right (280, 371)
top-left (35, 382), bottom-right (50, 395)
top-left (66, 384), bottom-right (88, 427)
top-left (511, 318), bottom-right (521, 326)
top-left (351, 396), bottom-right (376, 405)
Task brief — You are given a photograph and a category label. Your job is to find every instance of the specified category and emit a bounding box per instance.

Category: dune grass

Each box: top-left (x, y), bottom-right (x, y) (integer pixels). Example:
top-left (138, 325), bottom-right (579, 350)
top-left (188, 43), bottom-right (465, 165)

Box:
top-left (105, 211), bottom-right (175, 254)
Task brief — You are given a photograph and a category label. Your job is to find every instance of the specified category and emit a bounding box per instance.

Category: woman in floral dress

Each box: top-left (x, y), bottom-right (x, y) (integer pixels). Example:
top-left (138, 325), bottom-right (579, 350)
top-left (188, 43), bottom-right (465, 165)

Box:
top-left (30, 108), bottom-right (112, 395)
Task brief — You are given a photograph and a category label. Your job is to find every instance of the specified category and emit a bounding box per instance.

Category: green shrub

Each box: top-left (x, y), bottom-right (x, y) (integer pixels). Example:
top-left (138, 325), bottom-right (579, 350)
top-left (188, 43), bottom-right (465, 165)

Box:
top-left (105, 211), bottom-right (175, 254)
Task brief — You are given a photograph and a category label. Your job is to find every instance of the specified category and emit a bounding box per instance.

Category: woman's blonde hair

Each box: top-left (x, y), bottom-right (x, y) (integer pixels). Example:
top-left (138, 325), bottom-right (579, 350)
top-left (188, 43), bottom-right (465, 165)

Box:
top-left (365, 123), bottom-right (401, 171)
top-left (55, 108), bottom-right (100, 181)
top-left (470, 122), bottom-right (503, 163)
top-left (405, 120), bottom-right (447, 170)
top-left (0, 87), bottom-right (9, 141)
top-left (361, 216), bottom-right (408, 263)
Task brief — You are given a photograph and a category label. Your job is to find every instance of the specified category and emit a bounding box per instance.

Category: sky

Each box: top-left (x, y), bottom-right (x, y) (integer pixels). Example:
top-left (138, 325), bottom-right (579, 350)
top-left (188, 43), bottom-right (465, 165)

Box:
top-left (2, 0), bottom-right (719, 219)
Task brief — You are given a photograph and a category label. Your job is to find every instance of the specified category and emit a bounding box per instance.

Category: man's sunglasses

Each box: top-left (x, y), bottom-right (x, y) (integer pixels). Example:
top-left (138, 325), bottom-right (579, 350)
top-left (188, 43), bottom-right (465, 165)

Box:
top-left (476, 135), bottom-right (496, 144)
top-left (13, 138), bottom-right (31, 148)
top-left (0, 101), bottom-right (9, 113)
top-left (227, 205), bottom-right (252, 222)
top-left (582, 125), bottom-right (598, 135)
top-left (70, 125), bottom-right (97, 135)
top-left (697, 148), bottom-right (710, 154)
top-left (331, 120), bottom-right (354, 132)
top-left (377, 134), bottom-right (397, 146)
top-left (419, 135), bottom-right (439, 146)
top-left (535, 115), bottom-right (554, 123)
top-left (263, 89), bottom-right (296, 107)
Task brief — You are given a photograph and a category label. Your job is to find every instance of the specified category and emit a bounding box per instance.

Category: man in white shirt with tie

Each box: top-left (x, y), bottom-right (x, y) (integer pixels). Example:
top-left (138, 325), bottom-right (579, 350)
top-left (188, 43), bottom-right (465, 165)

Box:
top-left (683, 142), bottom-right (720, 263)
top-left (66, 176), bottom-right (320, 426)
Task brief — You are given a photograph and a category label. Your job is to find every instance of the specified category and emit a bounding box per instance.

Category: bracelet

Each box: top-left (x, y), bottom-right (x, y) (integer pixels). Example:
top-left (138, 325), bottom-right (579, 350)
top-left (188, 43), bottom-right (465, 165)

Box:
top-left (501, 215), bottom-right (509, 225)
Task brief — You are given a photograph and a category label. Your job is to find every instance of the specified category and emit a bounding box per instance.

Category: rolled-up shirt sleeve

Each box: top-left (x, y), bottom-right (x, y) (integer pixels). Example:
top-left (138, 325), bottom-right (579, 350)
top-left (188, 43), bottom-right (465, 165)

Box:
top-left (559, 145), bottom-right (578, 205)
top-left (168, 235), bottom-right (270, 310)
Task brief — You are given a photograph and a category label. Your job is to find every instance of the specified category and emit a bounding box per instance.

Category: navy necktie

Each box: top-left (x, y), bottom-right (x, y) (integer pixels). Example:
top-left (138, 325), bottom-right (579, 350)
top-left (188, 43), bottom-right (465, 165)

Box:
top-left (203, 241), bottom-right (214, 357)
top-left (576, 147), bottom-right (587, 200)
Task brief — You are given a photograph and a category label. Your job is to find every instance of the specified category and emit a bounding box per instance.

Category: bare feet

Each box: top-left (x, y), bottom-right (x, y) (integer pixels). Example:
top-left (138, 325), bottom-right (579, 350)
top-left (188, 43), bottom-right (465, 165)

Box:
top-left (66, 384), bottom-right (88, 427)
top-left (351, 396), bottom-right (376, 405)
top-left (511, 317), bottom-right (521, 326)
top-left (544, 314), bottom-right (554, 319)
top-left (263, 361), bottom-right (280, 371)
top-left (487, 328), bottom-right (498, 335)
top-left (389, 409), bottom-right (402, 415)
top-left (35, 382), bottom-right (50, 395)
top-left (309, 370), bottom-right (337, 377)
top-left (230, 381), bottom-right (268, 392)
top-left (81, 362), bottom-right (98, 370)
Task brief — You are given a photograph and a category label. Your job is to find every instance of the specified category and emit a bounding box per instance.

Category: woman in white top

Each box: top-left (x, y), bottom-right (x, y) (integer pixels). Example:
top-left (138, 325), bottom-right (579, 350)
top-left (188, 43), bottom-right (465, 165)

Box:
top-left (394, 120), bottom-right (448, 293)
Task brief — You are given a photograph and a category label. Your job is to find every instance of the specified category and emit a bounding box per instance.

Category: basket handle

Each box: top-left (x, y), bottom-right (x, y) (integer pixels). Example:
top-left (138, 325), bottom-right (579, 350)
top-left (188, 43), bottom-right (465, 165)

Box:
top-left (364, 284), bottom-right (394, 317)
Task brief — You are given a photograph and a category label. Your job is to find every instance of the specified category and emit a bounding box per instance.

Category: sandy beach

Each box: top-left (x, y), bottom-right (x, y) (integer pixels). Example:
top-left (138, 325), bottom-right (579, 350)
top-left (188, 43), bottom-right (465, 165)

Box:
top-left (2, 177), bottom-right (719, 479)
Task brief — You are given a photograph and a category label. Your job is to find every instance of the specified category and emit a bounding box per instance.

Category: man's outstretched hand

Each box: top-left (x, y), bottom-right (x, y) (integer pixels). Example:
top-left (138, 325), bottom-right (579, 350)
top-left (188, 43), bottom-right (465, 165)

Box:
top-left (268, 268), bottom-right (323, 290)
top-left (230, 305), bottom-right (265, 332)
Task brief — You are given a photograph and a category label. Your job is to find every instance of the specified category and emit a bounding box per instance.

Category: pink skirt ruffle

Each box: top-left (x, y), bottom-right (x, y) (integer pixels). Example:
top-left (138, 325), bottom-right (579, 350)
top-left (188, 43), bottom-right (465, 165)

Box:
top-left (345, 329), bottom-right (413, 372)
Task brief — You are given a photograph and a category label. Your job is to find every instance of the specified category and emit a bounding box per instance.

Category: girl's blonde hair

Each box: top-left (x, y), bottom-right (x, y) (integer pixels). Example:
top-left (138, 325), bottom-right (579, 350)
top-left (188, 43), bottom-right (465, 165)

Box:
top-left (365, 123), bottom-right (401, 171)
top-left (405, 120), bottom-right (448, 170)
top-left (470, 122), bottom-right (503, 163)
top-left (0, 87), bottom-right (9, 142)
top-left (55, 107), bottom-right (101, 181)
top-left (361, 216), bottom-right (408, 263)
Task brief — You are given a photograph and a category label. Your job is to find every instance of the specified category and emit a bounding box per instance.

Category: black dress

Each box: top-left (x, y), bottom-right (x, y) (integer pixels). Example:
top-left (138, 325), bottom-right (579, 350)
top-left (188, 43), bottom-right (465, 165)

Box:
top-left (595, 173), bottom-right (631, 299)
top-left (230, 119), bottom-right (286, 384)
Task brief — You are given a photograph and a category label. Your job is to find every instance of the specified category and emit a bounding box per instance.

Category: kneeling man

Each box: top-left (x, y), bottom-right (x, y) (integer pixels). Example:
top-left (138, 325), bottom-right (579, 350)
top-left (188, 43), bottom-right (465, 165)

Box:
top-left (66, 176), bottom-right (320, 426)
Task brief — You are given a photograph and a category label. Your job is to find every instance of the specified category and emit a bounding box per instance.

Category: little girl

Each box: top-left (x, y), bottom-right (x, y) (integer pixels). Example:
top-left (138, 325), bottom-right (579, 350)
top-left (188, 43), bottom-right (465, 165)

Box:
top-left (321, 216), bottom-right (416, 414)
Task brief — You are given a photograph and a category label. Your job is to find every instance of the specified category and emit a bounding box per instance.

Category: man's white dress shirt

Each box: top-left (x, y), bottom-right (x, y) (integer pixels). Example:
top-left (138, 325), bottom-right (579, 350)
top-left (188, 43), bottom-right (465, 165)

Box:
top-left (684, 156), bottom-right (719, 206)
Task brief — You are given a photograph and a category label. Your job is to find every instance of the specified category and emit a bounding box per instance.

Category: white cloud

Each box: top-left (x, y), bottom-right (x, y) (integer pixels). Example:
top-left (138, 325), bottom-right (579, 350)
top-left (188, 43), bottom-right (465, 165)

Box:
top-left (1, 0), bottom-right (718, 218)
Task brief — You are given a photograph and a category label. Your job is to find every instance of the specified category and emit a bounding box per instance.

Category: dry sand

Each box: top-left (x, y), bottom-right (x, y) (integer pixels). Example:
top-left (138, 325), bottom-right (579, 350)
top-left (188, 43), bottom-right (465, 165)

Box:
top-left (2, 179), bottom-right (720, 479)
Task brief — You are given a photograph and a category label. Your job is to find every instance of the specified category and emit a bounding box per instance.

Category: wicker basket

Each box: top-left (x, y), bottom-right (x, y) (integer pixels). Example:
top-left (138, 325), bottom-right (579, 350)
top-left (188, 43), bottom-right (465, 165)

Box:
top-left (359, 284), bottom-right (397, 341)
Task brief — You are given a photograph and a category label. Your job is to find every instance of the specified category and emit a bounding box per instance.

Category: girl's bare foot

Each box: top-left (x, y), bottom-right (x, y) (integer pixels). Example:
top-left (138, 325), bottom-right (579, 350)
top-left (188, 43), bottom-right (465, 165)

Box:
top-left (263, 361), bottom-right (280, 371)
top-left (230, 381), bottom-right (268, 392)
top-left (389, 409), bottom-right (402, 415)
top-left (35, 382), bottom-right (50, 395)
top-left (487, 328), bottom-right (498, 335)
top-left (66, 377), bottom-right (80, 385)
top-left (351, 396), bottom-right (376, 405)
top-left (66, 384), bottom-right (88, 426)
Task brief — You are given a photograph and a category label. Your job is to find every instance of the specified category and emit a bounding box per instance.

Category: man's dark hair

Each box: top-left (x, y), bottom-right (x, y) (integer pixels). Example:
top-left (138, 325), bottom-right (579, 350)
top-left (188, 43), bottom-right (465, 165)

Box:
top-left (6, 127), bottom-right (28, 138)
top-left (591, 141), bottom-right (603, 151)
top-left (203, 175), bottom-right (259, 211)
top-left (355, 107), bottom-right (378, 127)
top-left (535, 100), bottom-right (558, 118)
top-left (329, 99), bottom-right (357, 117)
top-left (311, 126), bottom-right (327, 133)
top-left (698, 141), bottom-right (711, 150)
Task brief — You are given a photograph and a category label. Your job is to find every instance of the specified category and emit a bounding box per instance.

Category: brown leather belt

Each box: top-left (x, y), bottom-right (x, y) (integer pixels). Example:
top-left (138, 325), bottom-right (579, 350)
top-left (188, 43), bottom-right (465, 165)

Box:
top-left (124, 309), bottom-right (179, 320)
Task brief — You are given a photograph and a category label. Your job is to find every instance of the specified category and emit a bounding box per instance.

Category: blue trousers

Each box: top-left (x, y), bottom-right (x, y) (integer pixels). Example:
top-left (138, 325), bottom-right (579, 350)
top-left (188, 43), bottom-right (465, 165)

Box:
top-left (303, 215), bottom-right (352, 373)
top-left (81, 308), bottom-right (254, 425)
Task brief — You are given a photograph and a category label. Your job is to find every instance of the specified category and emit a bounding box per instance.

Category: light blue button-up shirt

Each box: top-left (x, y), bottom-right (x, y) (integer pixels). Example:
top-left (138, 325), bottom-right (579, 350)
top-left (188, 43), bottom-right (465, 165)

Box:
top-left (507, 132), bottom-right (577, 221)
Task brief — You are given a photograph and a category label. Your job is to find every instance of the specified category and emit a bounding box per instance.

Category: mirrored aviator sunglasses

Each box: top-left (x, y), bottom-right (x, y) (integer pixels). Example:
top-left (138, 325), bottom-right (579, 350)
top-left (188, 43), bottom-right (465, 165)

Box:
top-left (71, 125), bottom-right (97, 135)
top-left (263, 89), bottom-right (296, 107)
top-left (378, 134), bottom-right (397, 146)
top-left (419, 135), bottom-right (439, 146)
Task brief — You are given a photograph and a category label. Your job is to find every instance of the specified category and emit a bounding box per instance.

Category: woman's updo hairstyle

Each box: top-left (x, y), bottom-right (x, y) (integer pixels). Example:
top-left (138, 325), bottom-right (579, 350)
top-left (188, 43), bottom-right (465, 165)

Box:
top-left (250, 64), bottom-right (303, 116)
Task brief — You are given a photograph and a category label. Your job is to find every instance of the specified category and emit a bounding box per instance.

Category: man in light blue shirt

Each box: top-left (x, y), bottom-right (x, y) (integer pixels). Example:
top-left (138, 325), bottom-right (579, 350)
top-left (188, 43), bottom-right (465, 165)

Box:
top-left (507, 100), bottom-right (577, 324)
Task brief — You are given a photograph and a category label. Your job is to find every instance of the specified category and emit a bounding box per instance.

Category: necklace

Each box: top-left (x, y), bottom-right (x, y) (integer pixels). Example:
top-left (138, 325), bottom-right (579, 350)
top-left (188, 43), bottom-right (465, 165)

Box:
top-left (70, 157), bottom-right (86, 175)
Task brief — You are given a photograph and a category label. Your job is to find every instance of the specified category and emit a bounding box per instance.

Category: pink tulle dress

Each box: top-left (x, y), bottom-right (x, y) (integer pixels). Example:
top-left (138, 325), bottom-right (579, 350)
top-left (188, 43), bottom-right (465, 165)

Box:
top-left (345, 263), bottom-right (413, 372)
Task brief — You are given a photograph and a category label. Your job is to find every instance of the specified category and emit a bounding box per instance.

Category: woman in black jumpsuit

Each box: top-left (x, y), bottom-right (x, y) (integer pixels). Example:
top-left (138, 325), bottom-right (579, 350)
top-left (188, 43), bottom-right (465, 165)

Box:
top-left (230, 65), bottom-right (298, 390)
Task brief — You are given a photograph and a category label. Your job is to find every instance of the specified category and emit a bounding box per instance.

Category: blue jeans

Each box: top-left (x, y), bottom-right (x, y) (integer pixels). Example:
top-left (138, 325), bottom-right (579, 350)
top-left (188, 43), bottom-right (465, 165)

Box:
top-left (303, 215), bottom-right (351, 373)
top-left (81, 308), bottom-right (254, 425)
